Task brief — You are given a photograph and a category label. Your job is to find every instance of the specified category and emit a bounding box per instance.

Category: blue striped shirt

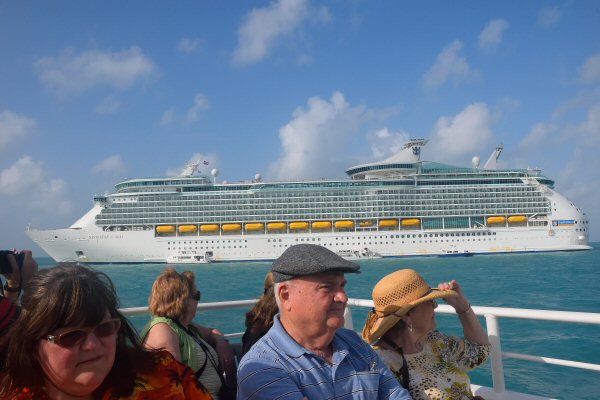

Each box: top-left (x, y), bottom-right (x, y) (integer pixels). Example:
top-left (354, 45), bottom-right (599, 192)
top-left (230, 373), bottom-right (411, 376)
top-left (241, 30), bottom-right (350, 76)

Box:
top-left (238, 315), bottom-right (412, 400)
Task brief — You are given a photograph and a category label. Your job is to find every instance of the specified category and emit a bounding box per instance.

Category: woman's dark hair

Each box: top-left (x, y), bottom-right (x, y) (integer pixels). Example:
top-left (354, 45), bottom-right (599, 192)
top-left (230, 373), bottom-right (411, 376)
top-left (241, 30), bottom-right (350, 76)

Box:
top-left (0, 263), bottom-right (155, 397)
top-left (244, 272), bottom-right (277, 334)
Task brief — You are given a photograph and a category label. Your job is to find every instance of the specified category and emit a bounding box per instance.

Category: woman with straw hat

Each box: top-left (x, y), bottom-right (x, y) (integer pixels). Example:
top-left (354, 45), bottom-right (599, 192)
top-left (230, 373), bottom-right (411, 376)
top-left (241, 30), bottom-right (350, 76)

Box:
top-left (362, 269), bottom-right (490, 400)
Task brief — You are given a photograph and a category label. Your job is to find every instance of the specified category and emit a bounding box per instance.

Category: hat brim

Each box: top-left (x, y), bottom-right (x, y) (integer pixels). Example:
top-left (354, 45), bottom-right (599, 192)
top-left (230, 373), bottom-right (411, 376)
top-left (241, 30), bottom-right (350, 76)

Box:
top-left (362, 289), bottom-right (457, 344)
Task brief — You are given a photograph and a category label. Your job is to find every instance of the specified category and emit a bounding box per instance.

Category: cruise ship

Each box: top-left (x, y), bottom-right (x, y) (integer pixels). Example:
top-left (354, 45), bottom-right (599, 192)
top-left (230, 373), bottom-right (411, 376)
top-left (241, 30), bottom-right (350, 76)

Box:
top-left (26, 139), bottom-right (591, 263)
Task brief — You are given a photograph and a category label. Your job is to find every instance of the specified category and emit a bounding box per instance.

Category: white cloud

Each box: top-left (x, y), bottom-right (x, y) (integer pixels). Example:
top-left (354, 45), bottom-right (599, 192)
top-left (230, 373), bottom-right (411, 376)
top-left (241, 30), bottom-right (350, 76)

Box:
top-left (569, 103), bottom-right (600, 146)
top-left (92, 155), bottom-right (127, 174)
top-left (428, 102), bottom-right (494, 160)
top-left (369, 128), bottom-right (411, 159)
top-left (478, 19), bottom-right (509, 50)
top-left (269, 91), bottom-right (376, 179)
top-left (0, 155), bottom-right (72, 215)
top-left (579, 53), bottom-right (600, 84)
top-left (233, 0), bottom-right (310, 65)
top-left (176, 37), bottom-right (202, 54)
top-left (538, 7), bottom-right (561, 28)
top-left (35, 46), bottom-right (156, 96)
top-left (186, 93), bottom-right (210, 123)
top-left (160, 108), bottom-right (176, 126)
top-left (95, 96), bottom-right (122, 114)
top-left (0, 156), bottom-right (45, 195)
top-left (30, 178), bottom-right (72, 215)
top-left (160, 93), bottom-right (210, 125)
top-left (519, 122), bottom-right (556, 150)
top-left (0, 110), bottom-right (35, 150)
top-left (422, 40), bottom-right (478, 88)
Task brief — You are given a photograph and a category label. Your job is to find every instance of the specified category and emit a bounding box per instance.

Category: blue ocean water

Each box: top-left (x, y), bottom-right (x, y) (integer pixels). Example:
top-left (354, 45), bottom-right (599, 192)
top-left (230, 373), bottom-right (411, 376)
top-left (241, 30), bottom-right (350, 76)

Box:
top-left (36, 244), bottom-right (600, 399)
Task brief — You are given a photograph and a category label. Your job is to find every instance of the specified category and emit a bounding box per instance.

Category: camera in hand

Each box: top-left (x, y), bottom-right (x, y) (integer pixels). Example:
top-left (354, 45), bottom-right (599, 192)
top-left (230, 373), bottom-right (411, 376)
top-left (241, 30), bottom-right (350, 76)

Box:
top-left (0, 251), bottom-right (25, 274)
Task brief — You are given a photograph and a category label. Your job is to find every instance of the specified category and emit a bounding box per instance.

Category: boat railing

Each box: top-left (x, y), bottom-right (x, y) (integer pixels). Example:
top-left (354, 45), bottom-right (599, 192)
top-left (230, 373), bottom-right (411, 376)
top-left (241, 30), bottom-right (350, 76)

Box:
top-left (120, 299), bottom-right (600, 400)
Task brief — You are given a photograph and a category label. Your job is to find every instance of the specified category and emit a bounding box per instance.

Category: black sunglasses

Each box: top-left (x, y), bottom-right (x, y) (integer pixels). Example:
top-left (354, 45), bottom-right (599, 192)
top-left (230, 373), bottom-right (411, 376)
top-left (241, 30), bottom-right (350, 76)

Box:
top-left (45, 318), bottom-right (121, 348)
top-left (191, 290), bottom-right (201, 301)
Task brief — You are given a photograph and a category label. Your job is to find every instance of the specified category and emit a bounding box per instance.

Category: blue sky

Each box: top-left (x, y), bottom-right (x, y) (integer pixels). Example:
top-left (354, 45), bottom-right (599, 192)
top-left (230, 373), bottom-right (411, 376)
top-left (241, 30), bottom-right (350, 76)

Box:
top-left (1, 0), bottom-right (599, 254)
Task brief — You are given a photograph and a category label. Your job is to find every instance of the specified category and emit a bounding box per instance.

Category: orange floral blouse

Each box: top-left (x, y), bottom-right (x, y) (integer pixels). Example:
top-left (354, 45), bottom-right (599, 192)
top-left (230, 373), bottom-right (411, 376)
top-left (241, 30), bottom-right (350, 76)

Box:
top-left (5, 351), bottom-right (213, 400)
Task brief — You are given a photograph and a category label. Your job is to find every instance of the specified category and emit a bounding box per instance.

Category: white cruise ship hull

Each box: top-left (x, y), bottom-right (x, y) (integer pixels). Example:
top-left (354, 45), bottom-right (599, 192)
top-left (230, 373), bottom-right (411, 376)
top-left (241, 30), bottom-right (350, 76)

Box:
top-left (27, 215), bottom-right (590, 264)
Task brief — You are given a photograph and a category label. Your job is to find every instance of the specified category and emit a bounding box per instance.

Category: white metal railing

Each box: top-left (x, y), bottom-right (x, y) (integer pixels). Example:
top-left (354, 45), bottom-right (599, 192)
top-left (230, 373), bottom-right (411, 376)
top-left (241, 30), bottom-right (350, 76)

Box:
top-left (121, 299), bottom-right (600, 400)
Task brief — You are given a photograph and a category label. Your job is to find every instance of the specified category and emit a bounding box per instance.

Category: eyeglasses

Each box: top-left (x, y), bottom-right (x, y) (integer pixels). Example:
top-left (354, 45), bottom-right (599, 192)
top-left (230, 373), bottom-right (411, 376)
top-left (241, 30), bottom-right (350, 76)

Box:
top-left (45, 318), bottom-right (121, 347)
top-left (191, 290), bottom-right (201, 301)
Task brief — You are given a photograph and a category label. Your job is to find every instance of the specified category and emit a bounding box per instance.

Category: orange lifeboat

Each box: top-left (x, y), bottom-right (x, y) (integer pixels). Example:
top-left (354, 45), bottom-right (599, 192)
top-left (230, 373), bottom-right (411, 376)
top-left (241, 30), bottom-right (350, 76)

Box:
top-left (334, 220), bottom-right (355, 229)
top-left (200, 224), bottom-right (219, 232)
top-left (400, 219), bottom-right (421, 227)
top-left (156, 225), bottom-right (176, 234)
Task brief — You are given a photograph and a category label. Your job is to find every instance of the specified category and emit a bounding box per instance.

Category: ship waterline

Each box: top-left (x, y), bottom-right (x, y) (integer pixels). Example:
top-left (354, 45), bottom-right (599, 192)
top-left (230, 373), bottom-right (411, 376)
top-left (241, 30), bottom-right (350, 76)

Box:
top-left (27, 139), bottom-right (591, 263)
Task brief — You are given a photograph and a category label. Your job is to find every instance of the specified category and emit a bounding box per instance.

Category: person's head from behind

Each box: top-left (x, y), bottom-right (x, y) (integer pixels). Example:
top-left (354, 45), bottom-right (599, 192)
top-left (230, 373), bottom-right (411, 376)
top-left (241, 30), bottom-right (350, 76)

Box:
top-left (149, 267), bottom-right (199, 324)
top-left (0, 263), bottom-right (139, 397)
top-left (362, 269), bottom-right (457, 344)
top-left (272, 244), bottom-right (360, 337)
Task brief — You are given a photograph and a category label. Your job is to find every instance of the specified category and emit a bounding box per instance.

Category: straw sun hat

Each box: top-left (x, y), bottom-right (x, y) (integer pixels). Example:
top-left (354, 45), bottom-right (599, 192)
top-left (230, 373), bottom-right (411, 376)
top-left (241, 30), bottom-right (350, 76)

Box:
top-left (362, 269), bottom-right (457, 344)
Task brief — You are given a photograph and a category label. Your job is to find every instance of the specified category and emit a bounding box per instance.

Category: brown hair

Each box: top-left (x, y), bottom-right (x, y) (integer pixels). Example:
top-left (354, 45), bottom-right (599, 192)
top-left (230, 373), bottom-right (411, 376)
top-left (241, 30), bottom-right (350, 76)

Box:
top-left (245, 272), bottom-right (277, 334)
top-left (0, 263), bottom-right (154, 397)
top-left (148, 267), bottom-right (196, 321)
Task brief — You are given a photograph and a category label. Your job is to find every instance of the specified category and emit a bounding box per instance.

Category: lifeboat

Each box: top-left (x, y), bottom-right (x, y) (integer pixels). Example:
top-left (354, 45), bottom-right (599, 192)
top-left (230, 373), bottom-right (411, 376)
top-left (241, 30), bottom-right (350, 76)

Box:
top-left (178, 225), bottom-right (198, 233)
top-left (358, 220), bottom-right (374, 227)
top-left (156, 225), bottom-right (176, 234)
top-left (508, 215), bottom-right (528, 224)
top-left (289, 222), bottom-right (309, 230)
top-left (487, 216), bottom-right (506, 224)
top-left (334, 220), bottom-right (355, 229)
top-left (267, 222), bottom-right (287, 231)
top-left (400, 219), bottom-right (421, 227)
top-left (312, 221), bottom-right (332, 230)
top-left (245, 223), bottom-right (264, 232)
top-left (222, 223), bottom-right (242, 232)
top-left (379, 219), bottom-right (399, 228)
top-left (200, 224), bottom-right (219, 232)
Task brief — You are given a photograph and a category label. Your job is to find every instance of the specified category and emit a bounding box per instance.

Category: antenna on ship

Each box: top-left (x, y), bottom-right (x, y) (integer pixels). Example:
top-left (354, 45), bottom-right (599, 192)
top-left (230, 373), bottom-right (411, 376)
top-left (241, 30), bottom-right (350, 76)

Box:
top-left (483, 144), bottom-right (503, 169)
top-left (211, 168), bottom-right (219, 184)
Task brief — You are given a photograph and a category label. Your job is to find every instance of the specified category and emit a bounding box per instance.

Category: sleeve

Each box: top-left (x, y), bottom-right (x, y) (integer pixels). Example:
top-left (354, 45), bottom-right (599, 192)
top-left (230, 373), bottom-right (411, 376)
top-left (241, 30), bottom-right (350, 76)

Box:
top-left (156, 351), bottom-right (214, 399)
top-left (0, 296), bottom-right (19, 336)
top-left (177, 361), bottom-right (214, 400)
top-left (237, 357), bottom-right (305, 400)
top-left (430, 330), bottom-right (491, 371)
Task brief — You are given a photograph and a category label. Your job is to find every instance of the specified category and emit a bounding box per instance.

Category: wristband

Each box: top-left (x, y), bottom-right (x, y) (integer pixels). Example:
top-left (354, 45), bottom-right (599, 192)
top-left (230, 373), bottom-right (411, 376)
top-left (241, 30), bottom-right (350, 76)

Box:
top-left (457, 304), bottom-right (471, 315)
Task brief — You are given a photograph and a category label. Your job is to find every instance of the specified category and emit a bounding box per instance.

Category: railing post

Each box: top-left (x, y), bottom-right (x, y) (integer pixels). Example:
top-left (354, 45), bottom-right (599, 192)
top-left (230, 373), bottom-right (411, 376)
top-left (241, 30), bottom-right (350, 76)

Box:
top-left (485, 314), bottom-right (506, 393)
top-left (344, 306), bottom-right (354, 330)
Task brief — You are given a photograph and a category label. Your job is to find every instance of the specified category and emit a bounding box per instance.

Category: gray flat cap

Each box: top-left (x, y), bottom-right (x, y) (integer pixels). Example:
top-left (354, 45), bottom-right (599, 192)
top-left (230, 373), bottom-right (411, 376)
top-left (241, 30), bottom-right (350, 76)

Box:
top-left (272, 244), bottom-right (360, 283)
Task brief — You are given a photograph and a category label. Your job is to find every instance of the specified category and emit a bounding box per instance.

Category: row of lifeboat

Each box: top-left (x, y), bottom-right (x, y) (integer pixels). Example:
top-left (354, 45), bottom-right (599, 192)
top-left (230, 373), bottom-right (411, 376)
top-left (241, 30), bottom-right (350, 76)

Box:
top-left (155, 216), bottom-right (529, 235)
top-left (155, 218), bottom-right (422, 235)
top-left (487, 215), bottom-right (528, 224)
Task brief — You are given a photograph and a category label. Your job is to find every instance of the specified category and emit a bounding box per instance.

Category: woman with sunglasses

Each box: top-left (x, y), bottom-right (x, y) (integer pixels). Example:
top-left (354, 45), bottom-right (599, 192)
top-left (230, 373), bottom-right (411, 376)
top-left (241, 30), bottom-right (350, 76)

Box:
top-left (362, 269), bottom-right (491, 400)
top-left (141, 268), bottom-right (236, 400)
top-left (0, 263), bottom-right (212, 399)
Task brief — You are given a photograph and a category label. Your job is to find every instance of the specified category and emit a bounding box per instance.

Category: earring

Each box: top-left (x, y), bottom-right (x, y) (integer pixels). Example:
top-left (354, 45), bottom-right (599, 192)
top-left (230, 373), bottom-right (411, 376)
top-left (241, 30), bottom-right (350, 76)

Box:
top-left (408, 323), bottom-right (413, 333)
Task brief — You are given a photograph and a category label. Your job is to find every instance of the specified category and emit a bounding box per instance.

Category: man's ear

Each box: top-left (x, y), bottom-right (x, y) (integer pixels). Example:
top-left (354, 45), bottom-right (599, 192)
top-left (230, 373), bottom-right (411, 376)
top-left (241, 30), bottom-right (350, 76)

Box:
top-left (278, 282), bottom-right (293, 311)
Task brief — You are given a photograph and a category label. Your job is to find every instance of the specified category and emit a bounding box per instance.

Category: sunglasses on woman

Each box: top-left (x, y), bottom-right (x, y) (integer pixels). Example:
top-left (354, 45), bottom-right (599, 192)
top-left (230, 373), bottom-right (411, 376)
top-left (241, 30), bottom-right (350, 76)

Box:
top-left (191, 290), bottom-right (201, 301)
top-left (45, 318), bottom-right (121, 347)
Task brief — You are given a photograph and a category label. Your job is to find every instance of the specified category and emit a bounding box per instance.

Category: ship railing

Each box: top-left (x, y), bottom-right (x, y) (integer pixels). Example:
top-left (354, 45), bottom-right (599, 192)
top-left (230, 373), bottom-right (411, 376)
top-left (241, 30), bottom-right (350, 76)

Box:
top-left (120, 299), bottom-right (600, 400)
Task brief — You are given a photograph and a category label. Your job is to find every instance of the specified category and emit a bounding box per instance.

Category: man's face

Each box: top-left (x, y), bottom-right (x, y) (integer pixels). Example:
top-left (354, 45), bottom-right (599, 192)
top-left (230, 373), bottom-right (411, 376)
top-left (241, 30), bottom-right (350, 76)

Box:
top-left (282, 272), bottom-right (348, 336)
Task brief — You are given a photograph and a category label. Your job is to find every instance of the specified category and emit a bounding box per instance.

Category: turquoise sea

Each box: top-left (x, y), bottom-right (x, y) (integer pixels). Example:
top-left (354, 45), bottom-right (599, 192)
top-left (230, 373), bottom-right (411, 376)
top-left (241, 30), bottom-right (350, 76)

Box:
top-left (37, 244), bottom-right (600, 399)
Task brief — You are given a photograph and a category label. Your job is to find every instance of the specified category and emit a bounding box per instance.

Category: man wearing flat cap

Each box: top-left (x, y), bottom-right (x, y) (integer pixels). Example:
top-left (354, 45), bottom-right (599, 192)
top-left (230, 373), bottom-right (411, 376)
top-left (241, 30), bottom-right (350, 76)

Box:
top-left (238, 244), bottom-right (412, 400)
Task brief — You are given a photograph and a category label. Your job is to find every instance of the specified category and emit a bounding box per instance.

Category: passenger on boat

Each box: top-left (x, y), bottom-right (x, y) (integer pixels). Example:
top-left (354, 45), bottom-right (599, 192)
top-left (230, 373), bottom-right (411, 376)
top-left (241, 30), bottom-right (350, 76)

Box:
top-left (141, 267), bottom-right (236, 400)
top-left (237, 244), bottom-right (412, 400)
top-left (0, 249), bottom-right (38, 337)
top-left (241, 272), bottom-right (277, 356)
top-left (362, 269), bottom-right (491, 400)
top-left (0, 263), bottom-right (212, 399)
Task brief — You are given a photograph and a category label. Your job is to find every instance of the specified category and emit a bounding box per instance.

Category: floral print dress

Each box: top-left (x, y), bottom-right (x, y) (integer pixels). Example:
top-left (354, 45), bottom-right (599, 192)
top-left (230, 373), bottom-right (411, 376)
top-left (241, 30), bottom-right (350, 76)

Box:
top-left (374, 330), bottom-right (490, 400)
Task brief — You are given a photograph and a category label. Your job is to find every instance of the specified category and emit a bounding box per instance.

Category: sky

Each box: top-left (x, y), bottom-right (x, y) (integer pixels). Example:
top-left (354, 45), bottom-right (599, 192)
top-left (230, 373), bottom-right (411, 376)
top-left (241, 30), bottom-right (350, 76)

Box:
top-left (1, 0), bottom-right (600, 255)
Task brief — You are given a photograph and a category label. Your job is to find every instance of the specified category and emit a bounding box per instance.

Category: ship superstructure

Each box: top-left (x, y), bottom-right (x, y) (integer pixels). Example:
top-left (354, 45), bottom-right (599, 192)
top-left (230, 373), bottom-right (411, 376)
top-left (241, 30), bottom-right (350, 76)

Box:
top-left (27, 140), bottom-right (590, 263)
